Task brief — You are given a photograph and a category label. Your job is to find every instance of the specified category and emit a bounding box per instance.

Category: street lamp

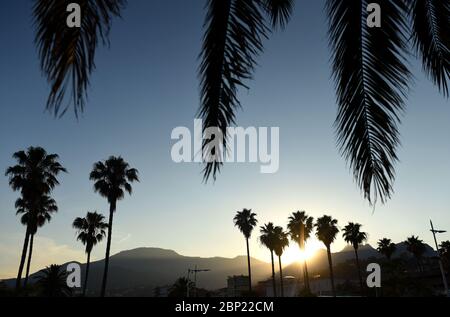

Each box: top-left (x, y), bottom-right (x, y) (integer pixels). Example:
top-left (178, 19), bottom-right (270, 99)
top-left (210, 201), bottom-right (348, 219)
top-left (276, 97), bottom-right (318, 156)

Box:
top-left (430, 220), bottom-right (449, 297)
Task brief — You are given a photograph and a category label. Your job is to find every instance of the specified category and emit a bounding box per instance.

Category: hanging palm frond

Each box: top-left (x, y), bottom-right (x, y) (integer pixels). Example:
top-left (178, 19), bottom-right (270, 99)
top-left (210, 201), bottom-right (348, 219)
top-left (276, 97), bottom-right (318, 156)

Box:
top-left (199, 0), bottom-right (293, 181)
top-left (326, 0), bottom-right (411, 204)
top-left (411, 0), bottom-right (450, 97)
top-left (34, 0), bottom-right (125, 116)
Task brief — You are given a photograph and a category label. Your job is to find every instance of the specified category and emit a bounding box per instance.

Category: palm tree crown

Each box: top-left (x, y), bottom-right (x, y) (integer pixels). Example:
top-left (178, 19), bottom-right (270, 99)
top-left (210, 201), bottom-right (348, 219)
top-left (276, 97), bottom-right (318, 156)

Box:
top-left (287, 211), bottom-right (314, 248)
top-left (234, 209), bottom-right (258, 239)
top-left (342, 222), bottom-right (368, 250)
top-left (35, 265), bottom-right (72, 297)
top-left (377, 238), bottom-right (397, 260)
top-left (315, 215), bottom-right (339, 247)
top-left (405, 236), bottom-right (426, 259)
top-left (73, 212), bottom-right (108, 254)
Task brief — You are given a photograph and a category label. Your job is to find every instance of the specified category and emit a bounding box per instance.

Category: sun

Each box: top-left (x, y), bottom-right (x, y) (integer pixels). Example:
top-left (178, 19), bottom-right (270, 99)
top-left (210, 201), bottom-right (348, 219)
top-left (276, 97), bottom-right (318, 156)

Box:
top-left (282, 239), bottom-right (324, 265)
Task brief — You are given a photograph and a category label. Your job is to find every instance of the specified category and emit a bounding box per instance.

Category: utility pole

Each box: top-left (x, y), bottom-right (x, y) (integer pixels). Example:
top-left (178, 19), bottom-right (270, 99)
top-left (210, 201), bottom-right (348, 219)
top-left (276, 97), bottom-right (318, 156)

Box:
top-left (186, 266), bottom-right (210, 297)
top-left (430, 220), bottom-right (449, 297)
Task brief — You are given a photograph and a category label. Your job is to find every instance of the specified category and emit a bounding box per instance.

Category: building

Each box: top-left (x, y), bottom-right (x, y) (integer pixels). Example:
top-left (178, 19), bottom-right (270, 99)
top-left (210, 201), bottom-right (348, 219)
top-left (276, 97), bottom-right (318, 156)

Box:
top-left (227, 275), bottom-right (250, 297)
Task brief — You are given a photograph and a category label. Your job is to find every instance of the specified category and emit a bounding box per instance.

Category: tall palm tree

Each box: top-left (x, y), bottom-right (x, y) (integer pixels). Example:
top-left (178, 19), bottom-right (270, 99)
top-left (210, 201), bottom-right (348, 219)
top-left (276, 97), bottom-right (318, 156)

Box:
top-left (233, 209), bottom-right (258, 293)
top-left (259, 223), bottom-right (278, 297)
top-left (287, 211), bottom-right (314, 291)
top-left (273, 226), bottom-right (289, 297)
top-left (342, 222), bottom-right (368, 293)
top-left (405, 236), bottom-right (426, 273)
top-left (35, 265), bottom-right (72, 297)
top-left (377, 238), bottom-right (397, 260)
top-left (90, 156), bottom-right (139, 297)
top-left (33, 2), bottom-right (448, 205)
top-left (5, 146), bottom-right (66, 289)
top-left (73, 211), bottom-right (108, 296)
top-left (315, 215), bottom-right (339, 297)
top-left (17, 195), bottom-right (59, 287)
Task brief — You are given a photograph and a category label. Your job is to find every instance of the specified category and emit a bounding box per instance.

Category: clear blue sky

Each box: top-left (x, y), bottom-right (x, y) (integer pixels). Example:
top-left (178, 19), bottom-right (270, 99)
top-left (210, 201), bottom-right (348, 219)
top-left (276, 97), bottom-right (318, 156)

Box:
top-left (1, 1), bottom-right (449, 278)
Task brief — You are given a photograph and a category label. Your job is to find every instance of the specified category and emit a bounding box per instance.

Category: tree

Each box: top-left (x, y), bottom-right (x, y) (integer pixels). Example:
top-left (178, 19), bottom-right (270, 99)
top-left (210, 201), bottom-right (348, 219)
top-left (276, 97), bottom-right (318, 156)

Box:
top-left (90, 156), bottom-right (139, 297)
top-left (73, 211), bottom-right (108, 296)
top-left (169, 277), bottom-right (194, 298)
top-left (33, 1), bottom-right (448, 205)
top-left (16, 195), bottom-right (59, 287)
top-left (342, 222), bottom-right (368, 293)
top-left (5, 146), bottom-right (66, 289)
top-left (287, 211), bottom-right (314, 291)
top-left (377, 238), bottom-right (397, 260)
top-left (233, 208), bottom-right (258, 293)
top-left (315, 215), bottom-right (339, 297)
top-left (273, 226), bottom-right (289, 297)
top-left (405, 236), bottom-right (426, 272)
top-left (259, 223), bottom-right (278, 297)
top-left (35, 265), bottom-right (72, 297)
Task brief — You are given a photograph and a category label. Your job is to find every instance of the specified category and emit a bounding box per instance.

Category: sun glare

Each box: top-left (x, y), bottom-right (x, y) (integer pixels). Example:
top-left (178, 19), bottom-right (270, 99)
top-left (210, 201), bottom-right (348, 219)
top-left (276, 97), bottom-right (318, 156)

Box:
top-left (282, 239), bottom-right (324, 265)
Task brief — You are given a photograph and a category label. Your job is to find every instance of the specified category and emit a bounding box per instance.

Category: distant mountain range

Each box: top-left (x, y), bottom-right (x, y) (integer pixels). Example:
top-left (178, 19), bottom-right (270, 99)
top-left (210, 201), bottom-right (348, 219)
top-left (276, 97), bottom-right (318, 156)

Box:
top-left (2, 243), bottom-right (437, 295)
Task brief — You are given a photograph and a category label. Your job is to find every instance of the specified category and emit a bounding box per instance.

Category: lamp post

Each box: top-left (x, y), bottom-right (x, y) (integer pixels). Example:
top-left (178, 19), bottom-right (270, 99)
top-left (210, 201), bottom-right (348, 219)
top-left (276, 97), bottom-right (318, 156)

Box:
top-left (430, 220), bottom-right (449, 297)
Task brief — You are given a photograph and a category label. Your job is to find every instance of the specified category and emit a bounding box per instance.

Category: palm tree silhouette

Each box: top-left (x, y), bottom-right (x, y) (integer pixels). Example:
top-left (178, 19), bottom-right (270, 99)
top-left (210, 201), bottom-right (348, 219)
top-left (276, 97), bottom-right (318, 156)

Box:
top-left (5, 147), bottom-right (66, 290)
top-left (73, 211), bottom-right (108, 296)
top-left (405, 236), bottom-right (426, 273)
top-left (17, 195), bottom-right (58, 287)
top-left (273, 226), bottom-right (289, 297)
top-left (233, 209), bottom-right (258, 293)
top-left (32, 1), bottom-right (448, 204)
top-left (377, 238), bottom-right (397, 260)
top-left (342, 222), bottom-right (368, 293)
top-left (259, 223), bottom-right (278, 297)
top-left (35, 265), bottom-right (72, 297)
top-left (315, 215), bottom-right (339, 297)
top-left (90, 156), bottom-right (139, 297)
top-left (287, 211), bottom-right (314, 291)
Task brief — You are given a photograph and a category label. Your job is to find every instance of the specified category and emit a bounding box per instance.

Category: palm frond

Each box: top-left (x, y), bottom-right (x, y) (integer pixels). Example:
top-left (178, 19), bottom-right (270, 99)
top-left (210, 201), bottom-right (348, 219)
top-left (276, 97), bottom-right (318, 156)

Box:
top-left (411, 0), bottom-right (450, 97)
top-left (34, 0), bottom-right (125, 116)
top-left (262, 0), bottom-right (295, 29)
top-left (327, 0), bottom-right (411, 204)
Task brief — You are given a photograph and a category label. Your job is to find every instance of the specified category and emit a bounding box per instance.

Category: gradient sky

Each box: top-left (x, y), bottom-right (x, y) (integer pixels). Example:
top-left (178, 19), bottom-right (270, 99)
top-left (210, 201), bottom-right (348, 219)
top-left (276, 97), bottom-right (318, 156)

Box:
top-left (1, 1), bottom-right (449, 279)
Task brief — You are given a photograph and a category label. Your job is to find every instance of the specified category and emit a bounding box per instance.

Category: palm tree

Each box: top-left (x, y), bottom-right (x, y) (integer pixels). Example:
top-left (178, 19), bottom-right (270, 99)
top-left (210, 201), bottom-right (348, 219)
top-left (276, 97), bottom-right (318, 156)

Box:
top-left (405, 236), bottom-right (426, 273)
top-left (33, 2), bottom-right (448, 205)
top-left (17, 195), bottom-right (59, 287)
top-left (342, 222), bottom-right (368, 293)
top-left (377, 238), bottom-right (397, 260)
top-left (287, 211), bottom-right (314, 291)
top-left (315, 215), bottom-right (339, 297)
top-left (35, 265), bottom-right (72, 297)
top-left (233, 209), bottom-right (258, 293)
top-left (73, 211), bottom-right (108, 296)
top-left (260, 223), bottom-right (278, 297)
top-left (273, 226), bottom-right (289, 297)
top-left (90, 156), bottom-right (139, 297)
top-left (5, 146), bottom-right (66, 289)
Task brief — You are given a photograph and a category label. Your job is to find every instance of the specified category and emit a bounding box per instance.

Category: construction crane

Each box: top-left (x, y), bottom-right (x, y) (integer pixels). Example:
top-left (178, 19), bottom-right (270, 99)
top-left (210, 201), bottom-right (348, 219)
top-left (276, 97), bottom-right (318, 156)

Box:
top-left (186, 265), bottom-right (211, 297)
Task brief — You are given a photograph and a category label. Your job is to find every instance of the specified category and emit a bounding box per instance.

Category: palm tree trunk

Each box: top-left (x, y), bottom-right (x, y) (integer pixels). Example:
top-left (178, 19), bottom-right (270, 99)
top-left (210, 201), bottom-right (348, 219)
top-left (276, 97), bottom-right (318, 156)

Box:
top-left (16, 226), bottom-right (31, 290)
top-left (23, 233), bottom-right (34, 287)
top-left (100, 200), bottom-right (116, 297)
top-left (270, 251), bottom-right (277, 297)
top-left (304, 260), bottom-right (310, 292)
top-left (278, 256), bottom-right (284, 297)
top-left (83, 251), bottom-right (91, 296)
top-left (354, 248), bottom-right (364, 294)
top-left (245, 238), bottom-right (252, 293)
top-left (326, 246), bottom-right (336, 297)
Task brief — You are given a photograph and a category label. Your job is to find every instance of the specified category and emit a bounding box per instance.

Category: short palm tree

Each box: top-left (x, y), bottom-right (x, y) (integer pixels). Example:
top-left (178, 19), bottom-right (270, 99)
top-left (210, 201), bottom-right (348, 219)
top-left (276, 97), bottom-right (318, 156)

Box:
top-left (287, 211), bottom-right (314, 291)
top-left (90, 156), bottom-right (139, 297)
top-left (315, 215), bottom-right (339, 297)
top-left (405, 236), bottom-right (426, 272)
top-left (5, 146), bottom-right (66, 289)
top-left (342, 222), bottom-right (368, 293)
top-left (260, 223), bottom-right (278, 297)
top-left (16, 195), bottom-right (58, 287)
top-left (73, 211), bottom-right (108, 296)
top-left (377, 238), bottom-right (397, 260)
top-left (35, 265), bottom-right (72, 297)
top-left (273, 226), bottom-right (289, 297)
top-left (233, 209), bottom-right (258, 293)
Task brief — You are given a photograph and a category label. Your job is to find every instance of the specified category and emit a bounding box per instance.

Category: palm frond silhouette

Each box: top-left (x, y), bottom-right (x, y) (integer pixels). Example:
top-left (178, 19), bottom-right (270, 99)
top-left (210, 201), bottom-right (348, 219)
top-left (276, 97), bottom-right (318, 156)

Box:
top-left (34, 0), bottom-right (125, 116)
